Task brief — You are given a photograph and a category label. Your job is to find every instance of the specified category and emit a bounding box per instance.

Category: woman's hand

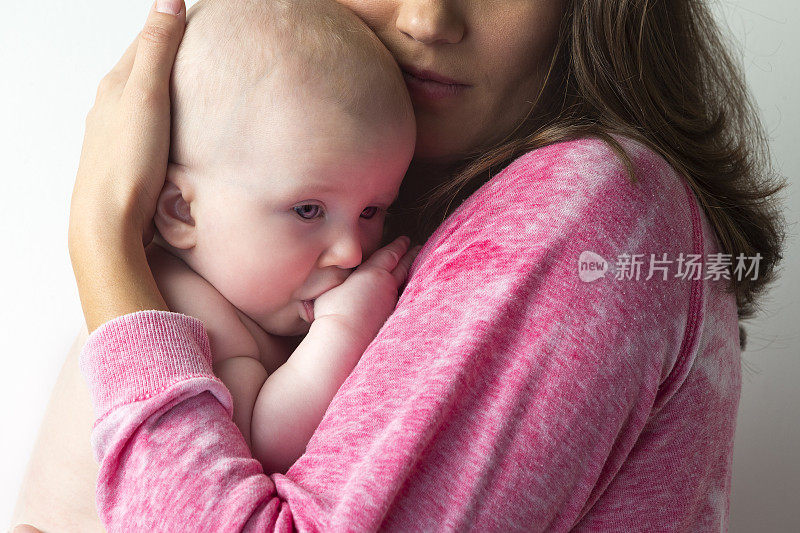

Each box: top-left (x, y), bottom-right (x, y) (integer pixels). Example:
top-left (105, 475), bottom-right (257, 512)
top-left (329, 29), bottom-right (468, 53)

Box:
top-left (68, 1), bottom-right (186, 332)
top-left (312, 236), bottom-right (422, 347)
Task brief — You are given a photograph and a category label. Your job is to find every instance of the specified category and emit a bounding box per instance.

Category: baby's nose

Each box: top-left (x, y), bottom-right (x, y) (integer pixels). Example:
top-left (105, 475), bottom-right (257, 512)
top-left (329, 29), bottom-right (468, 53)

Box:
top-left (323, 231), bottom-right (362, 270)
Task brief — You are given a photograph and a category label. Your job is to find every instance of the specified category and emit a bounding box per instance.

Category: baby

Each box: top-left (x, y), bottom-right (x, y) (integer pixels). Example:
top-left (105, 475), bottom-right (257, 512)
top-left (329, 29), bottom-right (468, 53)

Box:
top-left (145, 0), bottom-right (415, 473)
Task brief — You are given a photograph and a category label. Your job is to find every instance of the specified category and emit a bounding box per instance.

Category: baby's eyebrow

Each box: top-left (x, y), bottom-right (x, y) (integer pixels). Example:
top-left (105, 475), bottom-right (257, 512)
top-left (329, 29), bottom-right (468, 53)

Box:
top-left (373, 190), bottom-right (400, 207)
top-left (290, 181), bottom-right (340, 195)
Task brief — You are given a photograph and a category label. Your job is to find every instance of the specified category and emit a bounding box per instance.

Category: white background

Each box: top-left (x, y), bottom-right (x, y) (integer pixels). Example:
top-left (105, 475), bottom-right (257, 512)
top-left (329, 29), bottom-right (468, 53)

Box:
top-left (1, 1), bottom-right (798, 530)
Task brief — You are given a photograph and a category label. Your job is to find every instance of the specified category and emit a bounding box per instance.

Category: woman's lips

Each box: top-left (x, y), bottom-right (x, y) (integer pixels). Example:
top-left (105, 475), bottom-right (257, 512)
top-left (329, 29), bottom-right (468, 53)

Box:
top-left (302, 300), bottom-right (315, 323)
top-left (401, 66), bottom-right (470, 103)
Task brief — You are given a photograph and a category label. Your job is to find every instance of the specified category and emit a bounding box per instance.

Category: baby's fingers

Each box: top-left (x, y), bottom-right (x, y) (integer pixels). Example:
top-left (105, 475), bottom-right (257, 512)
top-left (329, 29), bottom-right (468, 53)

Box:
top-left (393, 245), bottom-right (422, 287)
top-left (361, 236), bottom-right (422, 287)
top-left (363, 236), bottom-right (410, 275)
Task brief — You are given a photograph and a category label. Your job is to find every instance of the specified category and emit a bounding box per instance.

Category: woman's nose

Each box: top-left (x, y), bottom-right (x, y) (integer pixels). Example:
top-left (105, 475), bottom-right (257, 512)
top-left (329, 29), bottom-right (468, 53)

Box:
top-left (319, 229), bottom-right (363, 270)
top-left (395, 0), bottom-right (465, 45)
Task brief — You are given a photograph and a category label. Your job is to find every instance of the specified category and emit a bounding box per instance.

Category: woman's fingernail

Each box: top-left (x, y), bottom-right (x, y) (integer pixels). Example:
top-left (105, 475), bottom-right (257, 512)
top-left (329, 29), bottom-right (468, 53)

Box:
top-left (155, 0), bottom-right (182, 15)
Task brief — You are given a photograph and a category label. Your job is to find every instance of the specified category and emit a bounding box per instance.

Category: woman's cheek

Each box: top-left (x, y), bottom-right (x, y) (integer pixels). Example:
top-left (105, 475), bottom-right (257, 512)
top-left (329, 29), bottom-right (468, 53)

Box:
top-left (331, 0), bottom-right (386, 28)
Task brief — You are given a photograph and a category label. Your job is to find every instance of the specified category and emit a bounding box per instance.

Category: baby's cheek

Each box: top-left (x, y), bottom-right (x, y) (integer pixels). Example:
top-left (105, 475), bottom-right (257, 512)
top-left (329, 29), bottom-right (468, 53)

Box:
top-left (233, 257), bottom-right (307, 311)
top-left (361, 221), bottom-right (386, 261)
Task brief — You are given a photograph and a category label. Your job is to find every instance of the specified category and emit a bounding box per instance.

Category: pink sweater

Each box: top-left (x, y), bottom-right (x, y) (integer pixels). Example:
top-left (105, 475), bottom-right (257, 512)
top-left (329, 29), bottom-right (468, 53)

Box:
top-left (79, 136), bottom-right (742, 531)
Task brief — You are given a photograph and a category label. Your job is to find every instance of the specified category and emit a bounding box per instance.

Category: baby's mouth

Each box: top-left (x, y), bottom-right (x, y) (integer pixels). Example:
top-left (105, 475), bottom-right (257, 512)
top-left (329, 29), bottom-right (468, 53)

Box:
top-left (302, 300), bottom-right (315, 323)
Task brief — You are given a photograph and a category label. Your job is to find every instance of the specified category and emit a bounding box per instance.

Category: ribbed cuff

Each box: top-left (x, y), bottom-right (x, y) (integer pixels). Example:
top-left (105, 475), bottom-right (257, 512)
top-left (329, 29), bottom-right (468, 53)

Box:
top-left (79, 310), bottom-right (215, 419)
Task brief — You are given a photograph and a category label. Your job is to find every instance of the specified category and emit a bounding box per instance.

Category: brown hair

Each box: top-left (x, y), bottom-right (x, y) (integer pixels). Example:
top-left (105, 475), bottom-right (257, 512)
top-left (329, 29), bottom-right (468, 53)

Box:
top-left (388, 0), bottom-right (788, 350)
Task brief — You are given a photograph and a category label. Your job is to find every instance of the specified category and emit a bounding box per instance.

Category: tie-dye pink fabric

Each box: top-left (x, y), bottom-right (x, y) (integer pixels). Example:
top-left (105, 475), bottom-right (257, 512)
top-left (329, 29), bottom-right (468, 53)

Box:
top-left (79, 135), bottom-right (741, 532)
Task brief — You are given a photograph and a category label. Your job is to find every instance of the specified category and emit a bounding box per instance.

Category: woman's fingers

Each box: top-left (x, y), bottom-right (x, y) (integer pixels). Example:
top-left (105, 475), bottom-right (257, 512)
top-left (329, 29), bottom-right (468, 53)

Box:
top-left (126, 0), bottom-right (186, 97)
top-left (71, 1), bottom-right (188, 246)
top-left (109, 36), bottom-right (139, 80)
top-left (95, 2), bottom-right (185, 103)
top-left (97, 37), bottom-right (139, 102)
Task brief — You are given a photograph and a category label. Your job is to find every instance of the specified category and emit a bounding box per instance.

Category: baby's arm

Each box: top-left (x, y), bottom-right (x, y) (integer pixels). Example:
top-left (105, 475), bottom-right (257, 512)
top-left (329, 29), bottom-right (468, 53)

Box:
top-left (252, 238), bottom-right (419, 473)
top-left (212, 357), bottom-right (267, 449)
top-left (145, 241), bottom-right (406, 474)
top-left (251, 317), bottom-right (365, 474)
top-left (147, 242), bottom-right (352, 467)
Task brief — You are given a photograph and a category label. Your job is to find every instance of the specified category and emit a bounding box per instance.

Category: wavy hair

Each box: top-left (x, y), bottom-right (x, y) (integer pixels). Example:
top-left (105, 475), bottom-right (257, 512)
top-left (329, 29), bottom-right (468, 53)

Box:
top-left (387, 0), bottom-right (788, 350)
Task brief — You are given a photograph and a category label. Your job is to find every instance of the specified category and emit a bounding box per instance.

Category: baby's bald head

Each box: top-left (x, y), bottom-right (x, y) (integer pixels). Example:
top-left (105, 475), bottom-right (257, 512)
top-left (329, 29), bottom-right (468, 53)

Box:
top-left (169, 0), bottom-right (413, 172)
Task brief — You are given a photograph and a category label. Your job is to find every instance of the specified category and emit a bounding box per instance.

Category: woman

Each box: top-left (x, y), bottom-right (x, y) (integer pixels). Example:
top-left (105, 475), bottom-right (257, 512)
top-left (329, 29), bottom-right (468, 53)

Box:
top-left (13, 0), bottom-right (786, 530)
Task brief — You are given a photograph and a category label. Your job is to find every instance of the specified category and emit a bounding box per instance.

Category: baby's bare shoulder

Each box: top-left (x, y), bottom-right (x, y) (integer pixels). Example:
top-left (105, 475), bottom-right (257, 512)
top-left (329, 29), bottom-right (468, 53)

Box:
top-left (146, 243), bottom-right (259, 362)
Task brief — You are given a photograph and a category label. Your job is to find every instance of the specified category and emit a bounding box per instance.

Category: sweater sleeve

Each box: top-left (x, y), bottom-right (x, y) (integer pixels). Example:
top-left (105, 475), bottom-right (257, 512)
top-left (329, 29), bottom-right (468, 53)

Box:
top-left (80, 137), bottom-right (732, 531)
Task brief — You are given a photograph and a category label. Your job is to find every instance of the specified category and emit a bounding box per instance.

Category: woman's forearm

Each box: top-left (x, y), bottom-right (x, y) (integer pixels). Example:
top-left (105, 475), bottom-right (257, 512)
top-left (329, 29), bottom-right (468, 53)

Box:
top-left (11, 327), bottom-right (105, 532)
top-left (69, 224), bottom-right (168, 333)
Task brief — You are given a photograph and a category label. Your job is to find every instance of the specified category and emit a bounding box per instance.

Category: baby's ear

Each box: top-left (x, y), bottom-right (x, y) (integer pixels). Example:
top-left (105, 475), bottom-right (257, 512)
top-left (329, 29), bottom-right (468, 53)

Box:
top-left (154, 166), bottom-right (196, 250)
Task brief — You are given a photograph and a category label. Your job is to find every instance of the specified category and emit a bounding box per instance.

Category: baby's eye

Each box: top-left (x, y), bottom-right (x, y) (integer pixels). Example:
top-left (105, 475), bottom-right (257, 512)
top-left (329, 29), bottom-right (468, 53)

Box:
top-left (361, 206), bottom-right (379, 219)
top-left (293, 204), bottom-right (323, 220)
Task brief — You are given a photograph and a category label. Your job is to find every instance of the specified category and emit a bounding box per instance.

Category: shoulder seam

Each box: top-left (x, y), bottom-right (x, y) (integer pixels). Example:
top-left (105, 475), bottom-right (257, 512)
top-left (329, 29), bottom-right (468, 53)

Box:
top-left (657, 177), bottom-right (706, 393)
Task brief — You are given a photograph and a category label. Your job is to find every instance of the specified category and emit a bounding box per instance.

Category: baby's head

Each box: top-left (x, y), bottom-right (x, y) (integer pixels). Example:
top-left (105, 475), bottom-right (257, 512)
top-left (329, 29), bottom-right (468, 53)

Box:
top-left (154, 0), bottom-right (415, 336)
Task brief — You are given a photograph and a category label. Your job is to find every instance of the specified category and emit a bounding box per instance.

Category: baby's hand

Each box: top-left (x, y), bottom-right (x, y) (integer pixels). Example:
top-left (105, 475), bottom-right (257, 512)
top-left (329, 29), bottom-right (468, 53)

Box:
top-left (312, 236), bottom-right (421, 345)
